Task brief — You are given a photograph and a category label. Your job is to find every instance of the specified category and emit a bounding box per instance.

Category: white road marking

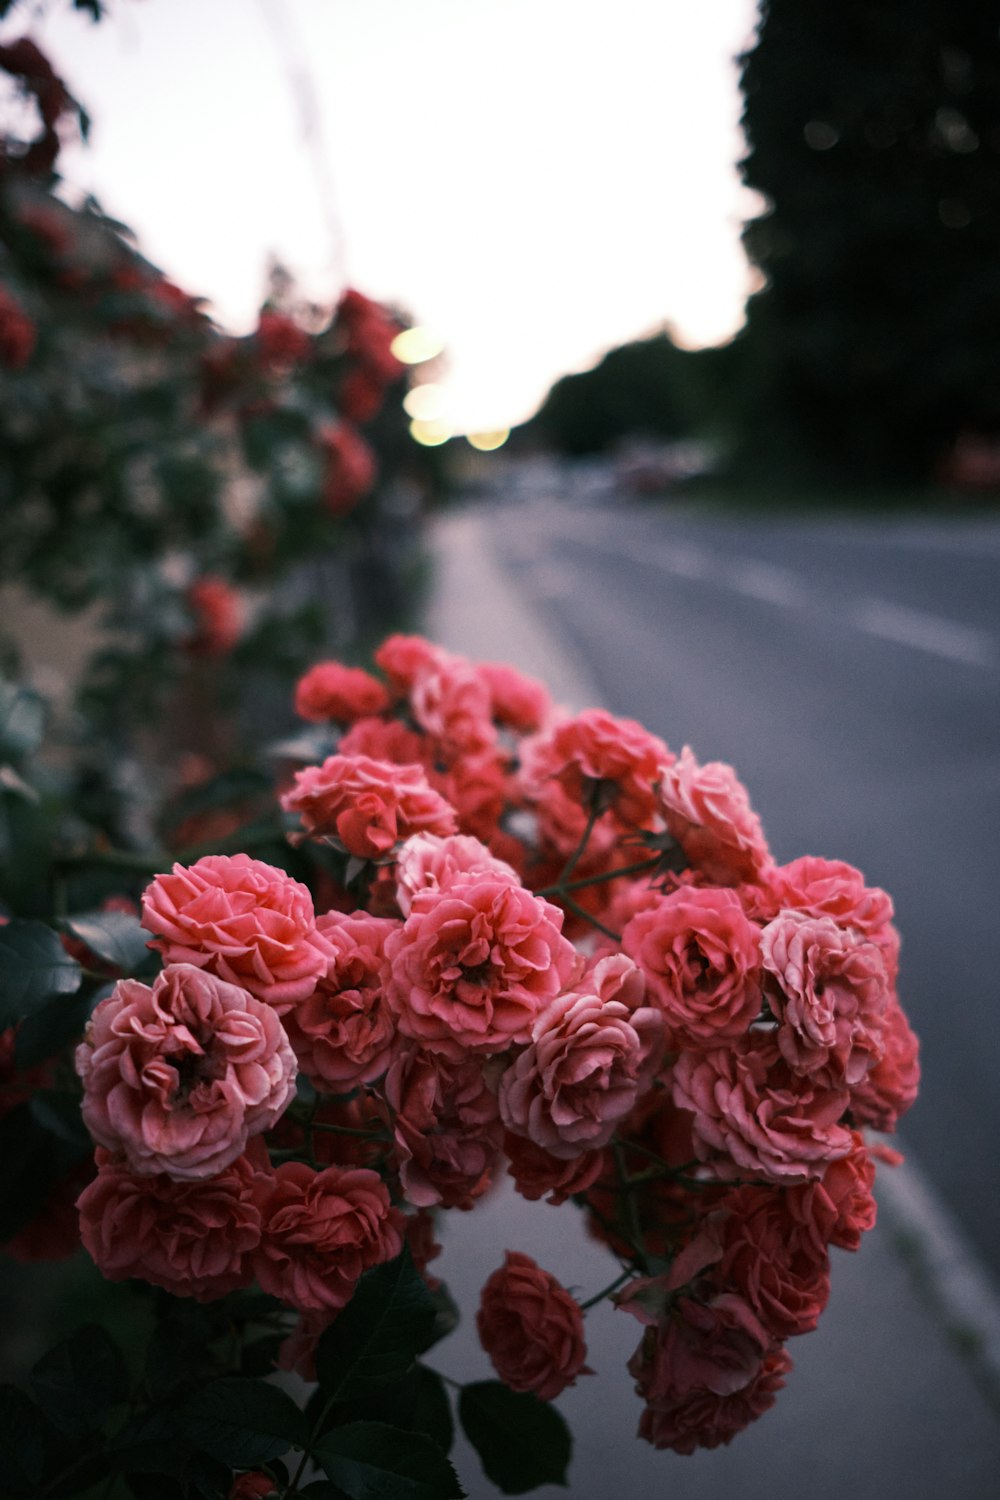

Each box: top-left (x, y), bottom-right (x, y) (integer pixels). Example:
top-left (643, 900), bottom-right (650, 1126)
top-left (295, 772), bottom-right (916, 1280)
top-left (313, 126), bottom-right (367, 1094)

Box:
top-left (852, 599), bottom-right (998, 669)
top-left (576, 529), bottom-right (998, 670)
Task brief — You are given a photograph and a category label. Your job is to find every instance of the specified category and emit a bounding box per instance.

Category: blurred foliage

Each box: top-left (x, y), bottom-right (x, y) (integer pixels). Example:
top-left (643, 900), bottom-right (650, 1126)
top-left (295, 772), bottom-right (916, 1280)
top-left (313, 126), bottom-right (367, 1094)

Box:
top-left (524, 330), bottom-right (718, 457)
top-left (737, 0), bottom-right (1000, 484)
top-left (0, 36), bottom-right (432, 749)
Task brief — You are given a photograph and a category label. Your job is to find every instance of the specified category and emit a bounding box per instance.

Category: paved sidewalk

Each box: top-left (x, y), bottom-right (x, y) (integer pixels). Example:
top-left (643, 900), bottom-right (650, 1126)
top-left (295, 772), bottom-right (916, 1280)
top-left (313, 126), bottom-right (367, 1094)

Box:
top-left (421, 507), bottom-right (1000, 1500)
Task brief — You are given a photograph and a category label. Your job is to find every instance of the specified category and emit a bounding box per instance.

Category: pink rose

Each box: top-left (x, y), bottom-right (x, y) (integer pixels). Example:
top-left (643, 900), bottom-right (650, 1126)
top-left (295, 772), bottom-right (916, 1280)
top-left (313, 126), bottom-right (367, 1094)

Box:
top-left (281, 754), bottom-right (457, 859)
top-left (339, 715), bottom-right (433, 768)
top-left (718, 1186), bottom-right (832, 1339)
top-left (411, 658), bottom-right (497, 757)
top-left (385, 1045), bottom-right (503, 1209)
top-left (254, 1161), bottom-right (403, 1312)
top-left (622, 887), bottom-right (763, 1047)
top-left (784, 1130), bottom-right (877, 1254)
top-left (499, 954), bottom-right (663, 1159)
top-left (849, 990), bottom-right (920, 1132)
top-left (659, 746), bottom-right (772, 885)
top-left (504, 1131), bottom-right (607, 1205)
top-left (77, 1148), bottom-right (265, 1300)
top-left (184, 577), bottom-right (244, 657)
top-left (477, 1251), bottom-right (591, 1401)
top-left (636, 1346), bottom-right (792, 1453)
top-left (386, 873), bottom-right (577, 1058)
top-left (282, 911), bottom-right (400, 1091)
top-left (374, 633), bottom-right (453, 693)
top-left (760, 911), bottom-right (889, 1087)
top-left (625, 1290), bottom-right (773, 1402)
top-left (141, 853), bottom-right (330, 1011)
top-left (527, 708), bottom-right (672, 826)
top-left (476, 661), bottom-right (553, 732)
top-left (440, 749), bottom-right (509, 844)
top-left (671, 1037), bottom-right (853, 1183)
top-left (294, 661), bottom-right (389, 723)
top-left (395, 833), bottom-right (519, 915)
top-left (76, 964), bottom-right (297, 1180)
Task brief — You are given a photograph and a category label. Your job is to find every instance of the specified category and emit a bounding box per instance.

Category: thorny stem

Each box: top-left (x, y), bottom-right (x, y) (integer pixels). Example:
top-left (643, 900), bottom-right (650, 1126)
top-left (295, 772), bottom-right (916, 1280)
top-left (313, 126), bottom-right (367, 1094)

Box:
top-left (536, 853), bottom-right (662, 899)
top-left (562, 894), bottom-right (620, 943)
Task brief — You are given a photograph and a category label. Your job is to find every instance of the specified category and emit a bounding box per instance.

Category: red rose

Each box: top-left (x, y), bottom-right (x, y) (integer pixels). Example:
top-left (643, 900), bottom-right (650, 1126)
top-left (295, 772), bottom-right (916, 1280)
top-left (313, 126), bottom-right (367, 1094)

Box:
top-left (477, 1251), bottom-right (591, 1400)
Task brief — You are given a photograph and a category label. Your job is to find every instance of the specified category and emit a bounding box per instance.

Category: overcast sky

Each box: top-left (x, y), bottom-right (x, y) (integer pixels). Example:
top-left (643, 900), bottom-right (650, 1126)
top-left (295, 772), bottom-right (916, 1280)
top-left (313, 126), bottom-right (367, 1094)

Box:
top-left (10, 0), bottom-right (760, 433)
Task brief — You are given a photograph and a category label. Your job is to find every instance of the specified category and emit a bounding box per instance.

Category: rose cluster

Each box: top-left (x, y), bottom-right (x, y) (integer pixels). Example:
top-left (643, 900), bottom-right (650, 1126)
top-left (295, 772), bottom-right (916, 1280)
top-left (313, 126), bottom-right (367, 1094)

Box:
top-left (71, 633), bottom-right (919, 1459)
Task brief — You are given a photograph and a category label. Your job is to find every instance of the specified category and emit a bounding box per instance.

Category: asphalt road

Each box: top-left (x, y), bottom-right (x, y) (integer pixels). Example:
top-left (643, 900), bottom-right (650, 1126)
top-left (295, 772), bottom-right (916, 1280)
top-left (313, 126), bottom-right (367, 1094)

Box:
top-left (474, 481), bottom-right (1000, 1279)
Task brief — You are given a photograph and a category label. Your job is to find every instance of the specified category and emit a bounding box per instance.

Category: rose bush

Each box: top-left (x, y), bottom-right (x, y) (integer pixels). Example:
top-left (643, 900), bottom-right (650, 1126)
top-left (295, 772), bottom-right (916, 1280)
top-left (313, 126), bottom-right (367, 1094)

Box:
top-left (0, 633), bottom-right (920, 1497)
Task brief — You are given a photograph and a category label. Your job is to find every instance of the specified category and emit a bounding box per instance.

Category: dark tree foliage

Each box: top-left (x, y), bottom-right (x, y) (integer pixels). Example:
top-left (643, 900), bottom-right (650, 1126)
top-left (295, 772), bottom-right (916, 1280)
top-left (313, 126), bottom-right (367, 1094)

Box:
top-left (528, 331), bottom-right (708, 456)
top-left (739, 0), bottom-right (1000, 483)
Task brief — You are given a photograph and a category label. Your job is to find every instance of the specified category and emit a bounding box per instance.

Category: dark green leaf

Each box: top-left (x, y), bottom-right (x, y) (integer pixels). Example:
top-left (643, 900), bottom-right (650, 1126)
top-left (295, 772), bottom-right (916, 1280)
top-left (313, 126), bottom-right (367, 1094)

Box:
top-left (300, 1484), bottom-right (352, 1500)
top-left (314, 1421), bottom-right (465, 1500)
top-left (0, 679), bottom-right (45, 761)
top-left (15, 985), bottom-right (97, 1068)
top-left (316, 1249), bottom-right (437, 1402)
top-left (179, 1378), bottom-right (309, 1466)
top-left (0, 1383), bottom-right (54, 1494)
top-left (458, 1382), bottom-right (571, 1494)
top-left (64, 910), bottom-right (154, 975)
top-left (0, 1097), bottom-right (91, 1241)
top-left (0, 919), bottom-right (82, 1027)
top-left (334, 1366), bottom-right (453, 1456)
top-left (30, 1324), bottom-right (129, 1437)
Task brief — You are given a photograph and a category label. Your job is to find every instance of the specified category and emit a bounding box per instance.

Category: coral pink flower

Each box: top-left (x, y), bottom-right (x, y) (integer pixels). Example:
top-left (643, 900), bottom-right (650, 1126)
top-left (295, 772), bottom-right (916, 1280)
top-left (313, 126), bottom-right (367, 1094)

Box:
top-left (476, 661), bottom-right (554, 733)
top-left (671, 1037), bottom-right (853, 1183)
top-left (385, 1045), bottom-right (503, 1209)
top-left (229, 1473), bottom-right (278, 1500)
top-left (477, 1251), bottom-right (591, 1401)
top-left (625, 1291), bottom-right (773, 1402)
top-left (395, 833), bottom-right (519, 916)
top-left (318, 421), bottom-right (376, 516)
top-left (339, 715), bottom-right (433, 768)
top-left (636, 1346), bottom-right (792, 1453)
top-left (76, 964), bottom-right (297, 1180)
top-left (386, 873), bottom-right (577, 1058)
top-left (717, 1186), bottom-right (832, 1339)
top-left (659, 746), bottom-right (772, 885)
top-left (765, 855), bottom-right (895, 937)
top-left (374, 634), bottom-right (453, 693)
top-left (849, 990), bottom-right (920, 1132)
top-left (504, 1132), bottom-right (607, 1205)
top-left (294, 661), bottom-right (389, 723)
top-left (527, 708), bottom-right (672, 826)
top-left (622, 887), bottom-right (763, 1047)
top-left (254, 309), bottom-right (310, 367)
top-left (184, 577), bottom-right (244, 657)
top-left (0, 285), bottom-right (36, 369)
top-left (142, 853), bottom-right (330, 1011)
top-left (281, 754), bottom-right (457, 859)
top-left (784, 1130), bottom-right (877, 1255)
top-left (411, 658), bottom-right (497, 757)
top-left (760, 911), bottom-right (889, 1087)
top-left (278, 1309), bottom-right (337, 1382)
top-left (440, 749), bottom-right (508, 843)
top-left (282, 910), bottom-right (399, 1090)
top-left (499, 954), bottom-right (663, 1159)
top-left (254, 1161), bottom-right (403, 1312)
top-left (77, 1148), bottom-right (265, 1300)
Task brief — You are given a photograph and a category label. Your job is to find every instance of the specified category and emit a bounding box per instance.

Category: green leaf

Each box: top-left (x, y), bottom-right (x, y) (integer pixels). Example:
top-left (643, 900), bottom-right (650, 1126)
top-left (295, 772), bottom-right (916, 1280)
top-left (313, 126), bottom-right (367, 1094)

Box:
top-left (0, 679), bottom-right (45, 762)
top-left (64, 909), bottom-right (154, 975)
top-left (179, 1378), bottom-right (309, 1466)
top-left (314, 1421), bottom-right (465, 1500)
top-left (0, 919), bottom-right (82, 1028)
top-left (15, 985), bottom-right (100, 1069)
top-left (0, 1097), bottom-right (91, 1242)
top-left (30, 1324), bottom-right (129, 1437)
top-left (0, 1384), bottom-right (54, 1494)
top-left (458, 1383), bottom-right (571, 1494)
top-left (334, 1366), bottom-right (453, 1456)
top-left (316, 1249), bottom-right (437, 1402)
